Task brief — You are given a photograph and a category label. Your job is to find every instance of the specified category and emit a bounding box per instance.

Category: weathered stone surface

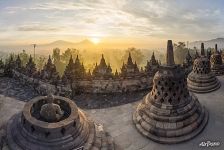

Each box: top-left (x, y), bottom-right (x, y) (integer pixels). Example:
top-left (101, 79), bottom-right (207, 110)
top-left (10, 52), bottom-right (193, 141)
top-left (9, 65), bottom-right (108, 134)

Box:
top-left (187, 43), bottom-right (220, 93)
top-left (6, 95), bottom-right (114, 150)
top-left (133, 40), bottom-right (208, 144)
top-left (0, 76), bottom-right (150, 109)
top-left (2, 80), bottom-right (224, 150)
top-left (13, 69), bottom-right (153, 95)
top-left (210, 44), bottom-right (224, 76)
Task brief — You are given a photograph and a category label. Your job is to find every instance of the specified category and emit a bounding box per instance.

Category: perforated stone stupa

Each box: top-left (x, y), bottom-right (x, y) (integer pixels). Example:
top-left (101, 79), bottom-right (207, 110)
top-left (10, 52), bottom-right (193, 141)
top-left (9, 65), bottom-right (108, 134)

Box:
top-left (6, 94), bottom-right (114, 150)
top-left (133, 40), bottom-right (209, 144)
top-left (210, 44), bottom-right (224, 75)
top-left (187, 43), bottom-right (220, 93)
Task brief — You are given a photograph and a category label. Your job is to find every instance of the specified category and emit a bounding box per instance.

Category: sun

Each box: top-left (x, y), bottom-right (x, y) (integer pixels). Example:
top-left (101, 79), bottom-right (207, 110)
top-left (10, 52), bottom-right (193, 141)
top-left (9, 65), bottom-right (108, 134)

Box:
top-left (90, 37), bottom-right (100, 44)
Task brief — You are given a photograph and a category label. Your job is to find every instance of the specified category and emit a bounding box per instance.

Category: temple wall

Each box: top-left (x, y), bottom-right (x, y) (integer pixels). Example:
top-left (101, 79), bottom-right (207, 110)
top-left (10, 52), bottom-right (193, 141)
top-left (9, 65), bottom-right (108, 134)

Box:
top-left (12, 70), bottom-right (153, 96)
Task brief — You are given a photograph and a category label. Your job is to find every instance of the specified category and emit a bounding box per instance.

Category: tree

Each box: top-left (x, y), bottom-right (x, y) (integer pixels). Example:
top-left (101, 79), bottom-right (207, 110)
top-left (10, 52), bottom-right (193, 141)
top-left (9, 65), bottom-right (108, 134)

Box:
top-left (174, 42), bottom-right (189, 64)
top-left (61, 48), bottom-right (82, 65)
top-left (19, 50), bottom-right (29, 67)
top-left (35, 56), bottom-right (46, 70)
top-left (4, 54), bottom-right (15, 77)
top-left (52, 48), bottom-right (65, 76)
top-left (52, 48), bottom-right (61, 64)
top-left (121, 47), bottom-right (144, 65)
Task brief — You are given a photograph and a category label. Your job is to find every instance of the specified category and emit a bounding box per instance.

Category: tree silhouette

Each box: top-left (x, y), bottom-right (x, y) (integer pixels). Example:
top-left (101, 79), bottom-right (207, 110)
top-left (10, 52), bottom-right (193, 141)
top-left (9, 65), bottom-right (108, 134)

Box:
top-left (121, 47), bottom-right (144, 65)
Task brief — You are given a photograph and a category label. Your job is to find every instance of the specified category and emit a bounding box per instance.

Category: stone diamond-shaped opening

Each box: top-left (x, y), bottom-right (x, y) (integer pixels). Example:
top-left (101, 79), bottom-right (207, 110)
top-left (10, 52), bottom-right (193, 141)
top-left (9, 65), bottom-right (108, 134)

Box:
top-left (73, 121), bottom-right (76, 127)
top-left (45, 132), bottom-right (50, 138)
top-left (160, 98), bottom-right (164, 103)
top-left (22, 119), bottom-right (26, 125)
top-left (161, 87), bottom-right (164, 91)
top-left (168, 87), bottom-right (172, 91)
top-left (31, 125), bottom-right (35, 133)
top-left (154, 95), bottom-right (157, 99)
top-left (173, 92), bottom-right (176, 97)
top-left (168, 98), bottom-right (172, 104)
top-left (151, 91), bottom-right (154, 95)
top-left (164, 92), bottom-right (168, 97)
top-left (61, 128), bottom-right (66, 135)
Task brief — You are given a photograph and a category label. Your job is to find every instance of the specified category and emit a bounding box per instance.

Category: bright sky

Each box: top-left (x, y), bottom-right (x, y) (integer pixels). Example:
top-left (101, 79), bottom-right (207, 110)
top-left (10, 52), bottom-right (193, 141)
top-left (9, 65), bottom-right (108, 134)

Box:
top-left (0, 0), bottom-right (224, 48)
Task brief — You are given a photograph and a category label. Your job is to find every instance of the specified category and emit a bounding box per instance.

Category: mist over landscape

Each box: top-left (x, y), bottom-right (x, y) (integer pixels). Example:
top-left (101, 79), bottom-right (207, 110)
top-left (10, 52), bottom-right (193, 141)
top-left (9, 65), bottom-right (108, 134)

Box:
top-left (1, 37), bottom-right (224, 75)
top-left (1, 0), bottom-right (224, 74)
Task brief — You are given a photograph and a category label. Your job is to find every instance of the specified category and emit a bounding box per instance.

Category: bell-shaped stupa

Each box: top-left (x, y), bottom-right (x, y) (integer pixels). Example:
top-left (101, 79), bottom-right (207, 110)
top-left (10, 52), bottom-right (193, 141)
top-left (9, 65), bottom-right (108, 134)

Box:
top-left (6, 94), bottom-right (114, 150)
top-left (187, 43), bottom-right (220, 93)
top-left (210, 44), bottom-right (224, 75)
top-left (133, 40), bottom-right (209, 144)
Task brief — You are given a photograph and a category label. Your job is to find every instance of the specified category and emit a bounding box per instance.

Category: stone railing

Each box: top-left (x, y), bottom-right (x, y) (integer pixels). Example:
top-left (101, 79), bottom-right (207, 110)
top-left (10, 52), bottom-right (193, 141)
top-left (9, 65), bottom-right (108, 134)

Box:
top-left (12, 70), bottom-right (153, 96)
top-left (12, 70), bottom-right (71, 97)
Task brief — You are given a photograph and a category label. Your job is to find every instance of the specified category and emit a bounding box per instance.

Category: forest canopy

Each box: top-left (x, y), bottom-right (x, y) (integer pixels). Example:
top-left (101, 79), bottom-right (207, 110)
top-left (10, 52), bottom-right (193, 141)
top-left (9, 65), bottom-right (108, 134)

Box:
top-left (2, 41), bottom-right (205, 75)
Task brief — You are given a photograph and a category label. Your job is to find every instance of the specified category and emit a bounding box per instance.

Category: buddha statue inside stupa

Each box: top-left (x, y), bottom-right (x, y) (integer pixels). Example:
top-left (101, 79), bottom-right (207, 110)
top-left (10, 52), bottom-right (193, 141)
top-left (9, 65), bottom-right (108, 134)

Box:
top-left (40, 94), bottom-right (64, 122)
top-left (6, 95), bottom-right (114, 150)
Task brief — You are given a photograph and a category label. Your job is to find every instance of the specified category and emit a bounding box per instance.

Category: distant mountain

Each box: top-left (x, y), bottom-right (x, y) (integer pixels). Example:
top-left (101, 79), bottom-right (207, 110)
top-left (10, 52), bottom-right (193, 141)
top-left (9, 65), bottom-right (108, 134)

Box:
top-left (45, 40), bottom-right (75, 46)
top-left (189, 38), bottom-right (224, 49)
top-left (0, 39), bottom-right (96, 56)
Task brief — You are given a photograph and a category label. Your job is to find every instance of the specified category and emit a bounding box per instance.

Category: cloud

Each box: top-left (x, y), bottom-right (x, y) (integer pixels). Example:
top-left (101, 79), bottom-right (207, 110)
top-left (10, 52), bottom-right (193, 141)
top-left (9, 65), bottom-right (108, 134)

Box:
top-left (1, 0), bottom-right (224, 44)
top-left (17, 23), bottom-right (61, 32)
top-left (120, 0), bottom-right (224, 39)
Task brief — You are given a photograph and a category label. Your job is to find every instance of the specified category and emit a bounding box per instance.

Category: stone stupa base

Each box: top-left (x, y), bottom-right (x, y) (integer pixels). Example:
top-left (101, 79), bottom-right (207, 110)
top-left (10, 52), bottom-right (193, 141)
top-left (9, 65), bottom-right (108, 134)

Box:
top-left (7, 111), bottom-right (114, 150)
top-left (6, 96), bottom-right (114, 150)
top-left (211, 65), bottom-right (224, 76)
top-left (133, 94), bottom-right (209, 144)
top-left (187, 73), bottom-right (220, 93)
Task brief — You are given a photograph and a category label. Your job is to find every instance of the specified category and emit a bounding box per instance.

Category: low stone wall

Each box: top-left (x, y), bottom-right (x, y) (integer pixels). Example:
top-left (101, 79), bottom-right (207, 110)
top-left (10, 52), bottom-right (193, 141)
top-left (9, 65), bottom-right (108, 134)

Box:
top-left (12, 70), bottom-right (153, 96)
top-left (13, 70), bottom-right (70, 97)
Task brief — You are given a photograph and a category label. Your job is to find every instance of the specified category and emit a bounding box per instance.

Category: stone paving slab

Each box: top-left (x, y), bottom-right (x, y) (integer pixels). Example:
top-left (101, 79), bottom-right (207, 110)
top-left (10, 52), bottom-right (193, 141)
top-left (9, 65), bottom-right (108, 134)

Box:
top-left (85, 76), bottom-right (224, 150)
top-left (1, 77), bottom-right (224, 149)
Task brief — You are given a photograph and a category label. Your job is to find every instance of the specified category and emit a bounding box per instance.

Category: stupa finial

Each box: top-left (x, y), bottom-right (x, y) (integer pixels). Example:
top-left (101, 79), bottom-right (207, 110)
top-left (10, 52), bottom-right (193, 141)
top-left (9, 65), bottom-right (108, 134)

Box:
top-left (166, 40), bottom-right (175, 66)
top-left (201, 43), bottom-right (205, 56)
top-left (215, 44), bottom-right (218, 53)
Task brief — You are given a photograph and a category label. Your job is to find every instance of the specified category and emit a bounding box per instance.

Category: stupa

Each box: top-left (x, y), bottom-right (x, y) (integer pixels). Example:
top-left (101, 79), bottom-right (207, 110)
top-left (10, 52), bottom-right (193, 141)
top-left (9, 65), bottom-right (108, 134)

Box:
top-left (210, 44), bottom-right (224, 75)
top-left (6, 94), bottom-right (114, 150)
top-left (187, 43), bottom-right (220, 93)
top-left (133, 40), bottom-right (208, 144)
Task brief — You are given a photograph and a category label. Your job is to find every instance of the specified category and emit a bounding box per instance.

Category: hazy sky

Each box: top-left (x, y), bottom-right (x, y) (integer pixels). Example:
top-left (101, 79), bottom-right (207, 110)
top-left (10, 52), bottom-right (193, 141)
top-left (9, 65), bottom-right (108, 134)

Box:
top-left (0, 0), bottom-right (224, 47)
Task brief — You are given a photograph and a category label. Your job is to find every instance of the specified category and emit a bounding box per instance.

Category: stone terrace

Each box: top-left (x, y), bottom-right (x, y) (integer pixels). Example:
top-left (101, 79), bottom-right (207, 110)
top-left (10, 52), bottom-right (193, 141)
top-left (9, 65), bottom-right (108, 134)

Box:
top-left (0, 77), bottom-right (38, 101)
top-left (0, 77), bottom-right (149, 109)
top-left (1, 76), bottom-right (224, 149)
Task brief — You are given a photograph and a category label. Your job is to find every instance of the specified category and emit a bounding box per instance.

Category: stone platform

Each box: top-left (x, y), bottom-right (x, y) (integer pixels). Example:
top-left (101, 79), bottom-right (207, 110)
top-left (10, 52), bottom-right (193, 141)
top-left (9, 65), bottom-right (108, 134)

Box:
top-left (1, 76), bottom-right (224, 150)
